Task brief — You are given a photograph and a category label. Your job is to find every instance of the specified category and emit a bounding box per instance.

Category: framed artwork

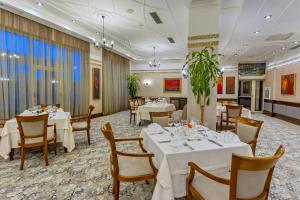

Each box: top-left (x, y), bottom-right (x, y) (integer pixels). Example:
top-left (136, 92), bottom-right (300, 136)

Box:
top-left (242, 81), bottom-right (251, 95)
top-left (281, 74), bottom-right (296, 95)
top-left (217, 76), bottom-right (223, 94)
top-left (265, 87), bottom-right (271, 99)
top-left (164, 78), bottom-right (182, 93)
top-left (226, 76), bottom-right (235, 94)
top-left (92, 68), bottom-right (101, 99)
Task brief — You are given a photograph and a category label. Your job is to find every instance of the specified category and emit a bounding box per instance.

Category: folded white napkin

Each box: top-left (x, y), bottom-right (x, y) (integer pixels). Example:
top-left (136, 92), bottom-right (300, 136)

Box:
top-left (216, 131), bottom-right (240, 143)
top-left (147, 123), bottom-right (164, 134)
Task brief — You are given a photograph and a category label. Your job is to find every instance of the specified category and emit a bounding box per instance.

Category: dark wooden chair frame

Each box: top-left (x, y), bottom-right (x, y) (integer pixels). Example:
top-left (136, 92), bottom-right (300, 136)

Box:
top-left (71, 105), bottom-right (95, 145)
top-left (149, 111), bottom-right (171, 123)
top-left (15, 114), bottom-right (57, 170)
top-left (221, 105), bottom-right (243, 130)
top-left (187, 145), bottom-right (285, 200)
top-left (101, 122), bottom-right (157, 200)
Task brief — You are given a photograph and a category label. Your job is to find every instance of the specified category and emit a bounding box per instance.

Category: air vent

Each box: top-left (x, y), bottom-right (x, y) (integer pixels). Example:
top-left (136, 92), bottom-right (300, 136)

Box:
top-left (265, 33), bottom-right (294, 41)
top-left (167, 37), bottom-right (175, 43)
top-left (150, 12), bottom-right (162, 24)
top-left (290, 44), bottom-right (300, 50)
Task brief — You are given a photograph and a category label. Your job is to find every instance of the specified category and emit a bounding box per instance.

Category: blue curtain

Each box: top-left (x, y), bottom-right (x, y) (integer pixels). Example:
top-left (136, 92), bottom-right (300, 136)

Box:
top-left (0, 29), bottom-right (88, 119)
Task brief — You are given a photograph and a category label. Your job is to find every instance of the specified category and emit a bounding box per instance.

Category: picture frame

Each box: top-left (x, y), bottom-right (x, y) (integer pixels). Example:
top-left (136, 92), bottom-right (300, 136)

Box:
top-left (226, 76), bottom-right (235, 94)
top-left (265, 86), bottom-right (271, 99)
top-left (217, 76), bottom-right (223, 94)
top-left (281, 74), bottom-right (296, 95)
top-left (92, 68), bottom-right (101, 99)
top-left (164, 78), bottom-right (182, 93)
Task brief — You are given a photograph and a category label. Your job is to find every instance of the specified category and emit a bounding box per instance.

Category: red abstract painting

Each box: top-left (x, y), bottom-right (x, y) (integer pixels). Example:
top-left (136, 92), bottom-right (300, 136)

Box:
top-left (164, 78), bottom-right (181, 93)
top-left (217, 76), bottom-right (223, 94)
top-left (281, 74), bottom-right (296, 95)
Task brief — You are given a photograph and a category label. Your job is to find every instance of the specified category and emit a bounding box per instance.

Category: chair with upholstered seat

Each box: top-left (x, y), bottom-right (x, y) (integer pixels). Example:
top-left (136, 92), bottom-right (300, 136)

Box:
top-left (235, 117), bottom-right (263, 155)
top-left (71, 105), bottom-right (94, 145)
top-left (221, 105), bottom-right (243, 130)
top-left (101, 122), bottom-right (157, 200)
top-left (129, 100), bottom-right (138, 124)
top-left (186, 145), bottom-right (285, 200)
top-left (149, 112), bottom-right (171, 127)
top-left (16, 114), bottom-right (57, 170)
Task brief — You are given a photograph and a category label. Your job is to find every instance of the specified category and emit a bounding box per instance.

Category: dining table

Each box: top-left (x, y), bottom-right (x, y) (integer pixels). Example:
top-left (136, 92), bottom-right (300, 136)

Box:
top-left (140, 123), bottom-right (253, 200)
top-left (0, 108), bottom-right (75, 159)
top-left (136, 102), bottom-right (176, 125)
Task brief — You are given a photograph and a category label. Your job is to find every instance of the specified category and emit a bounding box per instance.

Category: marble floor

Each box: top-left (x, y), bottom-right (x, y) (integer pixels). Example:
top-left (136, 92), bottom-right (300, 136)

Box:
top-left (0, 111), bottom-right (299, 200)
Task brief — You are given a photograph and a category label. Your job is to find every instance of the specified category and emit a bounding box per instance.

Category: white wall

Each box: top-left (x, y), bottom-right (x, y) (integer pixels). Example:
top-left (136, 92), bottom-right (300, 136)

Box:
top-left (89, 44), bottom-right (102, 114)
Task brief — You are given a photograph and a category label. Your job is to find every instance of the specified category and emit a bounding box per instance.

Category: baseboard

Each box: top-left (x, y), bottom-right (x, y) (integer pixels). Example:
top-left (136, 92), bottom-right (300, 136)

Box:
top-left (263, 110), bottom-right (300, 126)
top-left (91, 113), bottom-right (103, 119)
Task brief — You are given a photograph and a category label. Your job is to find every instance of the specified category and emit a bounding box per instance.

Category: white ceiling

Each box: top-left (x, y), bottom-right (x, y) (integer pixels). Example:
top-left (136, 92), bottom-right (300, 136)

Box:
top-left (0, 0), bottom-right (190, 60)
top-left (220, 0), bottom-right (300, 66)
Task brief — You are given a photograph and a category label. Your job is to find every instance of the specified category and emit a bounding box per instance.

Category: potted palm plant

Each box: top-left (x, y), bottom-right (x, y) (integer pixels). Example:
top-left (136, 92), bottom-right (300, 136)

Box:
top-left (127, 73), bottom-right (140, 99)
top-left (183, 47), bottom-right (221, 124)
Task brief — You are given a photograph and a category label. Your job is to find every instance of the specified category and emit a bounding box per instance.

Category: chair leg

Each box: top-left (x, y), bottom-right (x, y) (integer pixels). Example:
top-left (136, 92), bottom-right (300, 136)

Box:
top-left (9, 148), bottom-right (14, 160)
top-left (220, 120), bottom-right (223, 130)
top-left (54, 139), bottom-right (57, 155)
top-left (20, 147), bottom-right (25, 170)
top-left (113, 179), bottom-right (120, 200)
top-left (87, 129), bottom-right (91, 145)
top-left (44, 144), bottom-right (49, 166)
top-left (187, 189), bottom-right (192, 200)
top-left (130, 114), bottom-right (132, 124)
top-left (64, 147), bottom-right (68, 153)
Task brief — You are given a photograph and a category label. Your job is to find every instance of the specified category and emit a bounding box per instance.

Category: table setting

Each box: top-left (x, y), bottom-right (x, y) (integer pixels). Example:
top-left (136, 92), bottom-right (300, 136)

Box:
top-left (0, 106), bottom-right (75, 159)
top-left (140, 121), bottom-right (253, 200)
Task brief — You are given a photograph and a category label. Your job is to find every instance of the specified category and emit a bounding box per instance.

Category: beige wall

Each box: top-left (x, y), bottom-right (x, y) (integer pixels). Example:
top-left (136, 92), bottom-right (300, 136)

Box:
top-left (265, 62), bottom-right (300, 102)
top-left (134, 71), bottom-right (188, 98)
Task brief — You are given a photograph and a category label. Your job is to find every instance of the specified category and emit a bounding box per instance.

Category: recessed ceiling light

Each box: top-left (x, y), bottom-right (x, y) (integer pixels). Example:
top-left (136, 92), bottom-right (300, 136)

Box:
top-left (281, 47), bottom-right (286, 50)
top-left (96, 32), bottom-right (100, 35)
top-left (71, 19), bottom-right (76, 23)
top-left (234, 54), bottom-right (238, 57)
top-left (36, 2), bottom-right (43, 6)
top-left (264, 14), bottom-right (272, 20)
top-left (126, 8), bottom-right (134, 14)
top-left (293, 41), bottom-right (299, 44)
top-left (254, 30), bottom-right (261, 34)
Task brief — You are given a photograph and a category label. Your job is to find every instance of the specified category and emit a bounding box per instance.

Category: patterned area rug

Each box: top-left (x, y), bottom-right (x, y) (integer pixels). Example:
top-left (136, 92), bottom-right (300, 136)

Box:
top-left (0, 111), bottom-right (299, 200)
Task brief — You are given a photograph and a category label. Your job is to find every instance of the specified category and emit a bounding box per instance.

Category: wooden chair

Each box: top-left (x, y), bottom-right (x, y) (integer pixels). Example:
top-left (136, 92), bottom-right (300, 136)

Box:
top-left (71, 105), bottom-right (94, 145)
top-left (101, 122), bottom-right (157, 200)
top-left (149, 112), bottom-right (171, 127)
top-left (187, 145), bottom-right (285, 200)
top-left (41, 103), bottom-right (60, 111)
top-left (236, 117), bottom-right (263, 155)
top-left (15, 114), bottom-right (57, 170)
top-left (221, 105), bottom-right (243, 130)
top-left (129, 100), bottom-right (138, 124)
top-left (222, 101), bottom-right (236, 106)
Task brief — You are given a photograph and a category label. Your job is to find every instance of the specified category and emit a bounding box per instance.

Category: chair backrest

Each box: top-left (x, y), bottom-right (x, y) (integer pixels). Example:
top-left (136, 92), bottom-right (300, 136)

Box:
top-left (129, 100), bottom-right (138, 111)
top-left (222, 101), bottom-right (236, 106)
top-left (87, 105), bottom-right (95, 125)
top-left (226, 105), bottom-right (243, 118)
top-left (16, 114), bottom-right (49, 144)
top-left (149, 112), bottom-right (170, 127)
top-left (229, 145), bottom-right (285, 200)
top-left (100, 122), bottom-right (119, 174)
top-left (182, 104), bottom-right (187, 120)
top-left (236, 117), bottom-right (263, 154)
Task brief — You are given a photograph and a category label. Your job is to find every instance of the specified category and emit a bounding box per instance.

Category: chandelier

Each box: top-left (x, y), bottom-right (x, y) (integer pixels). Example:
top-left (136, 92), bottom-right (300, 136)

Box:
top-left (94, 16), bottom-right (114, 48)
top-left (149, 46), bottom-right (160, 68)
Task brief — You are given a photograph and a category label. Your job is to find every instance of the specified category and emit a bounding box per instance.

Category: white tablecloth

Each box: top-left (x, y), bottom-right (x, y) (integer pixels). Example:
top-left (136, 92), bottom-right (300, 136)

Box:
top-left (0, 111), bottom-right (75, 159)
top-left (216, 106), bottom-right (252, 118)
top-left (141, 126), bottom-right (253, 199)
top-left (136, 103), bottom-right (176, 125)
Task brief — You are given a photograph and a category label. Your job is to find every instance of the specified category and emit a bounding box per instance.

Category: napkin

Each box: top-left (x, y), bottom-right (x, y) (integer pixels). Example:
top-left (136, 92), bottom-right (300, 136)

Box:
top-left (147, 123), bottom-right (164, 135)
top-left (216, 131), bottom-right (240, 143)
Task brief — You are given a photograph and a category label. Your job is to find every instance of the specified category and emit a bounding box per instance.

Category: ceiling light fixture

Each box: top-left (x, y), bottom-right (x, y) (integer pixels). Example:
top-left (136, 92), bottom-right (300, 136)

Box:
top-left (254, 30), bottom-right (261, 34)
top-left (293, 41), bottom-right (299, 44)
top-left (264, 14), bottom-right (272, 20)
top-left (36, 2), bottom-right (43, 6)
top-left (282, 47), bottom-right (286, 50)
top-left (234, 54), bottom-right (238, 57)
top-left (71, 19), bottom-right (76, 23)
top-left (149, 46), bottom-right (160, 68)
top-left (96, 32), bottom-right (100, 35)
top-left (94, 16), bottom-right (114, 49)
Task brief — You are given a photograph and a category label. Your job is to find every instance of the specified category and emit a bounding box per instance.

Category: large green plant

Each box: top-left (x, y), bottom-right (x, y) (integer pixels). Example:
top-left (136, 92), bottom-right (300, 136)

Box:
top-left (127, 73), bottom-right (140, 99)
top-left (185, 47), bottom-right (221, 123)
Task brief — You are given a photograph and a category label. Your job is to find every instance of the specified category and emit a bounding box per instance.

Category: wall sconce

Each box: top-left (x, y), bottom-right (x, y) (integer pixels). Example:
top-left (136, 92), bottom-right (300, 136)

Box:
top-left (143, 80), bottom-right (152, 86)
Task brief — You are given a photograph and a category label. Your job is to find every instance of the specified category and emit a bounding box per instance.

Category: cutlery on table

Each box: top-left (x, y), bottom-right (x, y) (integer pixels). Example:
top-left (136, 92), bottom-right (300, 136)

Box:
top-left (158, 140), bottom-right (171, 143)
top-left (187, 138), bottom-right (201, 141)
top-left (183, 142), bottom-right (194, 150)
top-left (208, 139), bottom-right (223, 147)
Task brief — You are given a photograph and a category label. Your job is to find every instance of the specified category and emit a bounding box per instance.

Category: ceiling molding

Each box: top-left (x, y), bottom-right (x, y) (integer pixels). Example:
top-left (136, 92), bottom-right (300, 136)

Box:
top-left (188, 41), bottom-right (219, 48)
top-left (188, 33), bottom-right (219, 41)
